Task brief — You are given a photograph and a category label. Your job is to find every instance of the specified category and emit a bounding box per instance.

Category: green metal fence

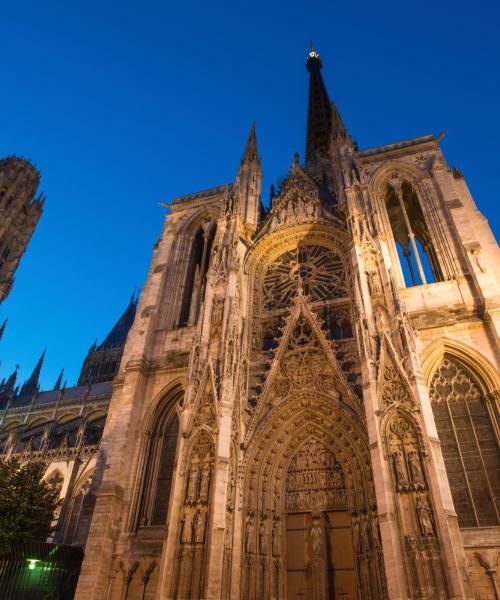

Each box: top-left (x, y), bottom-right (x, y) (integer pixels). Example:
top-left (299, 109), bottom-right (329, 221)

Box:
top-left (0, 543), bottom-right (83, 600)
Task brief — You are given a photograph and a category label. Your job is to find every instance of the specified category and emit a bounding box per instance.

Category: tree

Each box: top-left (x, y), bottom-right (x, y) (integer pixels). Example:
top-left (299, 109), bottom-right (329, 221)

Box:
top-left (0, 458), bottom-right (60, 553)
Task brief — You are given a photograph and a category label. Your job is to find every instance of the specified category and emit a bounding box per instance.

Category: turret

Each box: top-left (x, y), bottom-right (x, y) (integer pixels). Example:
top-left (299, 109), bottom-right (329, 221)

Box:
top-left (235, 124), bottom-right (262, 234)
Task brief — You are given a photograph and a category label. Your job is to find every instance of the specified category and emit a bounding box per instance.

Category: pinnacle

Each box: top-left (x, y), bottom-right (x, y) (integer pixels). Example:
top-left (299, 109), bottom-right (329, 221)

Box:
top-left (241, 123), bottom-right (259, 164)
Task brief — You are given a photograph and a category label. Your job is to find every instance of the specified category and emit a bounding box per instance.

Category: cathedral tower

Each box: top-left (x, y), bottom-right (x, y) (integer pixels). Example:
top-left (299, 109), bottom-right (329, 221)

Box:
top-left (75, 48), bottom-right (500, 600)
top-left (0, 156), bottom-right (44, 303)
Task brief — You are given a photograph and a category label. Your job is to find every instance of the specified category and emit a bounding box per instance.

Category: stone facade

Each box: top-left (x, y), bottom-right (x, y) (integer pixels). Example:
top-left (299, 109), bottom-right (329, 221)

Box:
top-left (48, 47), bottom-right (500, 598)
top-left (0, 155), bottom-right (44, 303)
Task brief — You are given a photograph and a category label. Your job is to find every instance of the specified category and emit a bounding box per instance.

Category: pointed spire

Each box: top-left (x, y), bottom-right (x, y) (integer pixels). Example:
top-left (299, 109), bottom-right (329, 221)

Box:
top-left (305, 42), bottom-right (331, 166)
top-left (241, 123), bottom-right (259, 164)
top-left (305, 44), bottom-right (349, 165)
top-left (19, 349), bottom-right (45, 396)
top-left (2, 364), bottom-right (19, 396)
top-left (0, 319), bottom-right (7, 342)
top-left (53, 368), bottom-right (64, 390)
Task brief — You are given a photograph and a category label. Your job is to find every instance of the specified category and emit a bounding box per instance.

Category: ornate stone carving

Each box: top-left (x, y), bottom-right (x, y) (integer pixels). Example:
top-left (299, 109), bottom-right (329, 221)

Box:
top-left (380, 351), bottom-right (413, 410)
top-left (286, 439), bottom-right (347, 511)
top-left (262, 245), bottom-right (346, 311)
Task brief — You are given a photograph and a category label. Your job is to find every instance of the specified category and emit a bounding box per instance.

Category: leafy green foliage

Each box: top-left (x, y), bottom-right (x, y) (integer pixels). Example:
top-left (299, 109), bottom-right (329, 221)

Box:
top-left (0, 459), bottom-right (60, 553)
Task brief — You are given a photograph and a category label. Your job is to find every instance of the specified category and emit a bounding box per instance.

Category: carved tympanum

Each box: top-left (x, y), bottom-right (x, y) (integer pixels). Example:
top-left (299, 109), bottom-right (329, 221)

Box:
top-left (286, 439), bottom-right (347, 511)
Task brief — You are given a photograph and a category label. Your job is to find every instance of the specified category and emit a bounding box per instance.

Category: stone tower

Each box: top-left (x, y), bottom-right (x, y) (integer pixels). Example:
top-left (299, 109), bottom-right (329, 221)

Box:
top-left (75, 47), bottom-right (500, 599)
top-left (0, 156), bottom-right (44, 303)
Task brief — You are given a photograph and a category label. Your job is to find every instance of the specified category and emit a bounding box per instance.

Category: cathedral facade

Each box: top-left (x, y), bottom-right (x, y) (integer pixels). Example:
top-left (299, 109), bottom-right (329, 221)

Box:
top-left (31, 47), bottom-right (500, 599)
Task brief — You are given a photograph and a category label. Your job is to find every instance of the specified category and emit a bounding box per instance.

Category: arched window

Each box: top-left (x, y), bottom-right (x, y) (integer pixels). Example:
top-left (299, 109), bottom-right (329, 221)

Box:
top-left (429, 357), bottom-right (500, 527)
top-left (178, 223), bottom-right (215, 327)
top-left (138, 397), bottom-right (180, 527)
top-left (84, 415), bottom-right (106, 445)
top-left (64, 475), bottom-right (96, 547)
top-left (385, 178), bottom-right (443, 287)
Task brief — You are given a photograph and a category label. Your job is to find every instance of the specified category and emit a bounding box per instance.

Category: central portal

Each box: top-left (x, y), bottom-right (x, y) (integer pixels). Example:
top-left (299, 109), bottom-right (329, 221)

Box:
top-left (285, 439), bottom-right (358, 600)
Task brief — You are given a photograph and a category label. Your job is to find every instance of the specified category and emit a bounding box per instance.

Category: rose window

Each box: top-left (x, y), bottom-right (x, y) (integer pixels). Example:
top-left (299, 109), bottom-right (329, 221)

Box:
top-left (262, 244), bottom-right (346, 311)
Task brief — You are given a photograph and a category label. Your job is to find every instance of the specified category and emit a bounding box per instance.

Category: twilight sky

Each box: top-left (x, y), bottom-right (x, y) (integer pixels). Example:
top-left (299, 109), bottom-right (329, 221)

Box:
top-left (1, 0), bottom-right (499, 389)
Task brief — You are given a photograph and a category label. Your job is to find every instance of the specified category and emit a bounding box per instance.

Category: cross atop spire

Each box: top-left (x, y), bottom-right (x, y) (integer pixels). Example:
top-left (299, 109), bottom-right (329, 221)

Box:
top-left (19, 349), bottom-right (46, 396)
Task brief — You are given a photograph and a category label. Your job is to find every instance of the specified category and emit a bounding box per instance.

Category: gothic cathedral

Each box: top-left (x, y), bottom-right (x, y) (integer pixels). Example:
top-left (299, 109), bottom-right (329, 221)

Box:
top-left (74, 47), bottom-right (500, 599)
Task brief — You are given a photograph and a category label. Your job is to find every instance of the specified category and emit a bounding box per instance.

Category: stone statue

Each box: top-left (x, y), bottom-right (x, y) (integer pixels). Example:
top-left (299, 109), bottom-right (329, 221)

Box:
top-left (416, 494), bottom-right (434, 536)
top-left (407, 451), bottom-right (425, 488)
top-left (198, 462), bottom-right (211, 503)
top-left (182, 511), bottom-right (194, 544)
top-left (310, 517), bottom-right (323, 557)
top-left (259, 521), bottom-right (267, 555)
top-left (194, 511), bottom-right (206, 544)
top-left (392, 450), bottom-right (408, 489)
top-left (245, 514), bottom-right (255, 554)
top-left (271, 521), bottom-right (279, 557)
top-left (186, 466), bottom-right (199, 503)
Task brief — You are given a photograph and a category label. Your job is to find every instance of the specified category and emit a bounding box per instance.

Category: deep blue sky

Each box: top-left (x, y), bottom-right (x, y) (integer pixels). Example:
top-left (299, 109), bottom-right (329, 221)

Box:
top-left (1, 0), bottom-right (499, 390)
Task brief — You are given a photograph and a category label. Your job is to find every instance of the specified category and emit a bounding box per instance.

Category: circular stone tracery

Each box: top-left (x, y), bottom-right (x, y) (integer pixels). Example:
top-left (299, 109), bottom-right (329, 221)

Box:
top-left (262, 244), bottom-right (346, 311)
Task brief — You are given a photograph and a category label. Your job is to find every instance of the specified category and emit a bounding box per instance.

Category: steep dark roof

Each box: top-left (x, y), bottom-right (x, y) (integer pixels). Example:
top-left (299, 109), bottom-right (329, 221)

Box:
top-left (99, 296), bottom-right (137, 350)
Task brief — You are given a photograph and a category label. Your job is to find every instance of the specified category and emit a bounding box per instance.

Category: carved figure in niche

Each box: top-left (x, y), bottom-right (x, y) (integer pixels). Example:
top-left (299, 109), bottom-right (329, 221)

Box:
top-left (416, 494), bottom-right (434, 536)
top-left (245, 513), bottom-right (255, 554)
top-left (198, 461), bottom-right (211, 503)
top-left (186, 464), bottom-right (199, 503)
top-left (310, 515), bottom-right (323, 557)
top-left (211, 298), bottom-right (224, 328)
top-left (273, 480), bottom-right (280, 508)
top-left (182, 511), bottom-right (194, 544)
top-left (360, 513), bottom-right (371, 552)
top-left (352, 516), bottom-right (361, 554)
top-left (259, 520), bottom-right (267, 555)
top-left (407, 451), bottom-right (425, 489)
top-left (271, 518), bottom-right (280, 557)
top-left (366, 267), bottom-right (383, 297)
top-left (392, 450), bottom-right (409, 490)
top-left (196, 398), bottom-right (214, 427)
top-left (194, 511), bottom-right (206, 544)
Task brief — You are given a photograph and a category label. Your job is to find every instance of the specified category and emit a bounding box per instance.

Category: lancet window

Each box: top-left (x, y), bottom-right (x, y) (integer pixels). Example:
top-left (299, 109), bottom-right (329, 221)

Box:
top-left (137, 399), bottom-right (180, 527)
top-left (179, 222), bottom-right (215, 327)
top-left (429, 357), bottom-right (500, 527)
top-left (385, 179), bottom-right (442, 287)
top-left (64, 475), bottom-right (95, 547)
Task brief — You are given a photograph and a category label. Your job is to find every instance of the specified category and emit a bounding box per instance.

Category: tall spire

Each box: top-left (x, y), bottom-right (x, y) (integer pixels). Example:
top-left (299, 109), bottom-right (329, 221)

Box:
top-left (305, 42), bottom-right (332, 166)
top-left (19, 349), bottom-right (45, 396)
top-left (305, 44), bottom-right (348, 165)
top-left (236, 123), bottom-right (262, 233)
top-left (241, 122), bottom-right (259, 164)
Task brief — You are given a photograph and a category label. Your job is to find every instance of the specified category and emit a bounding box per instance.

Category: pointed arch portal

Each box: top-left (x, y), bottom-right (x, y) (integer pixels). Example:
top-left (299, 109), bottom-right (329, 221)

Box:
top-left (240, 397), bottom-right (386, 600)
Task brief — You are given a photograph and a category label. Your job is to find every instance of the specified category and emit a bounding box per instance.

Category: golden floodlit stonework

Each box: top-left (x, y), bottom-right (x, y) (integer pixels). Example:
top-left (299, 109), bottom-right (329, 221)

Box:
top-left (7, 46), bottom-right (499, 599)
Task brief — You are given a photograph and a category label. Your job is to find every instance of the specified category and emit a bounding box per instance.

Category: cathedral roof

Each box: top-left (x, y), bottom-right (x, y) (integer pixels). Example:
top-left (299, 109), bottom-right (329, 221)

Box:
top-left (98, 294), bottom-right (137, 350)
